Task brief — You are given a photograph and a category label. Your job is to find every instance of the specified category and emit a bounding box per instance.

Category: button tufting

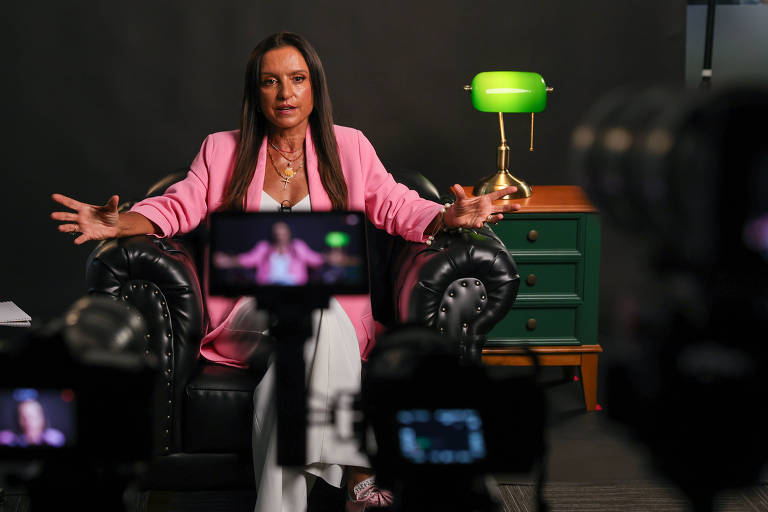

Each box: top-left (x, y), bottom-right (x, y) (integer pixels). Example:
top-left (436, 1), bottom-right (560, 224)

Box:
top-left (481, 295), bottom-right (487, 300)
top-left (476, 306), bottom-right (482, 312)
top-left (461, 281), bottom-right (467, 287)
top-left (475, 280), bottom-right (481, 286)
top-left (441, 306), bottom-right (447, 312)
top-left (449, 291), bottom-right (455, 297)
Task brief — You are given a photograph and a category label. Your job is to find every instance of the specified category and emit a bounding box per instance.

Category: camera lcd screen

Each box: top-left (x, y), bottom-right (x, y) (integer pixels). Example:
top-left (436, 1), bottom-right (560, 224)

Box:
top-left (208, 211), bottom-right (369, 297)
top-left (396, 408), bottom-right (487, 465)
top-left (0, 388), bottom-right (76, 448)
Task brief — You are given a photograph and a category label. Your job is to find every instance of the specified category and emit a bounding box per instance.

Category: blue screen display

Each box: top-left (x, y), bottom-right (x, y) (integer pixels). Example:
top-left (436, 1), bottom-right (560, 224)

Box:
top-left (396, 408), bottom-right (486, 464)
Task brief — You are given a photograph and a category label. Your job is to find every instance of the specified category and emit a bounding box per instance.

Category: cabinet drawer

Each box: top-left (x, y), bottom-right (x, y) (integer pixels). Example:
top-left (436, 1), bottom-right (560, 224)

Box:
top-left (486, 306), bottom-right (578, 345)
top-left (516, 262), bottom-right (580, 299)
top-left (495, 218), bottom-right (579, 252)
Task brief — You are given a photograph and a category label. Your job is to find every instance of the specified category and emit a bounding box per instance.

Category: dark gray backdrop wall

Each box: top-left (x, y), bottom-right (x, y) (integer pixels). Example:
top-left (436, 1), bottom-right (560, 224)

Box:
top-left (0, 1), bottom-right (685, 323)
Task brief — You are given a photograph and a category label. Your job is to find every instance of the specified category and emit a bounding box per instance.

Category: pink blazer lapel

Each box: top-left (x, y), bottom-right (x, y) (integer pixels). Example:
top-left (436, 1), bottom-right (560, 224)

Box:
top-left (245, 137), bottom-right (268, 211)
top-left (304, 125), bottom-right (332, 212)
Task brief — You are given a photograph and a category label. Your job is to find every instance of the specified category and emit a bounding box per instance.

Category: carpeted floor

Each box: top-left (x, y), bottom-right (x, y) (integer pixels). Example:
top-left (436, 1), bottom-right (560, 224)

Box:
top-left (498, 482), bottom-right (768, 512)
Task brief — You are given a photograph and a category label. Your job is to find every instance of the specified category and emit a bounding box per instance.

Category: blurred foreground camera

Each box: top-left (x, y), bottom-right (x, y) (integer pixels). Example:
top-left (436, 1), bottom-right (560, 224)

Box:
top-left (0, 296), bottom-right (157, 511)
top-left (357, 325), bottom-right (546, 512)
top-left (571, 84), bottom-right (768, 511)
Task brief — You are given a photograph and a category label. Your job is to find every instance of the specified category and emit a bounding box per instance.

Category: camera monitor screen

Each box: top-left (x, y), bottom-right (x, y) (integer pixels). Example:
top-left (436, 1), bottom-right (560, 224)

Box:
top-left (208, 211), bottom-right (369, 297)
top-left (396, 408), bottom-right (487, 465)
top-left (0, 388), bottom-right (77, 449)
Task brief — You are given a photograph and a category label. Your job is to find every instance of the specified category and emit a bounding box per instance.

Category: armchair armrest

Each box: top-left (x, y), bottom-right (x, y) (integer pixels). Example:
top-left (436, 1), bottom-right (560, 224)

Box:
top-left (391, 226), bottom-right (520, 360)
top-left (85, 235), bottom-right (205, 454)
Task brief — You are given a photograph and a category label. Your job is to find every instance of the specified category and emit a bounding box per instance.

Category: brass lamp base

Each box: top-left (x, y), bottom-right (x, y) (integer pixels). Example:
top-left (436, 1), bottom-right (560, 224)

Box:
top-left (473, 170), bottom-right (533, 199)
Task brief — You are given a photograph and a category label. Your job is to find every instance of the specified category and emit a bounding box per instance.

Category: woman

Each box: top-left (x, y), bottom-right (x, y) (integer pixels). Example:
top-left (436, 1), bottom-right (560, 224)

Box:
top-left (214, 220), bottom-right (325, 286)
top-left (51, 32), bottom-right (520, 511)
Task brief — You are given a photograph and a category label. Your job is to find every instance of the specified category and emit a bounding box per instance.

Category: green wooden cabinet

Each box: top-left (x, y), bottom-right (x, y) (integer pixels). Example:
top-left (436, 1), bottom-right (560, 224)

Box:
top-left (485, 187), bottom-right (601, 348)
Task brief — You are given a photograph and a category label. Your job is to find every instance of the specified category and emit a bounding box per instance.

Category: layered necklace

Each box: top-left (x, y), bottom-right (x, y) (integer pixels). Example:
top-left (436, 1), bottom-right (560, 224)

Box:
top-left (268, 141), bottom-right (304, 190)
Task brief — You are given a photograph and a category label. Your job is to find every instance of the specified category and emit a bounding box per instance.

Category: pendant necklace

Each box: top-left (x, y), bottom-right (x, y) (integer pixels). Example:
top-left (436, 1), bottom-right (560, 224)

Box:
top-left (267, 146), bottom-right (304, 190)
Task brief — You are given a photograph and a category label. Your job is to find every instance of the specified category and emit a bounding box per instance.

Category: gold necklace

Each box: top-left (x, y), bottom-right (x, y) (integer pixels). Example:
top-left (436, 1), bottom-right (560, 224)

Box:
top-left (269, 141), bottom-right (302, 157)
top-left (267, 148), bottom-right (303, 190)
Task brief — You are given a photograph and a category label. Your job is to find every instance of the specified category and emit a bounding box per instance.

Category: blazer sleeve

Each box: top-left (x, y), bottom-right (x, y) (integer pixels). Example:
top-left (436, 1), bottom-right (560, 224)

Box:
top-left (356, 130), bottom-right (443, 243)
top-left (129, 135), bottom-right (213, 237)
top-left (237, 241), bottom-right (270, 267)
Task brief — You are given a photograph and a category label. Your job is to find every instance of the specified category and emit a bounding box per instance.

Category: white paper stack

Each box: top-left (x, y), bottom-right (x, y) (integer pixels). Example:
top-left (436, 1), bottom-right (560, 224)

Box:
top-left (0, 301), bottom-right (32, 327)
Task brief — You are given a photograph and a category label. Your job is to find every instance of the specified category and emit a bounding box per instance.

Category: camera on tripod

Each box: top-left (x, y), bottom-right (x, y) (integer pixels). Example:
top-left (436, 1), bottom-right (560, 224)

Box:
top-left (571, 84), bottom-right (768, 510)
top-left (207, 211), bottom-right (548, 511)
top-left (0, 296), bottom-right (157, 510)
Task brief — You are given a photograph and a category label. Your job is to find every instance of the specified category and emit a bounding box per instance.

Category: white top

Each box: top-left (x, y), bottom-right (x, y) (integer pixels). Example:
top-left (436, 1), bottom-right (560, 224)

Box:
top-left (260, 191), bottom-right (311, 212)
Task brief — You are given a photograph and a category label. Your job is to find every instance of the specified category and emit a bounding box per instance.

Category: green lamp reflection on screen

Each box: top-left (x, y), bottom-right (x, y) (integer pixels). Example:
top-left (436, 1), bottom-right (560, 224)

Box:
top-left (464, 71), bottom-right (553, 199)
top-left (325, 231), bottom-right (350, 248)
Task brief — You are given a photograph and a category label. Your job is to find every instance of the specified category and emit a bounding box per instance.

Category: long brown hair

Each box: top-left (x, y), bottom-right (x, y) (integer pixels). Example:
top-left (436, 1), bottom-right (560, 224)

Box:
top-left (219, 32), bottom-right (347, 211)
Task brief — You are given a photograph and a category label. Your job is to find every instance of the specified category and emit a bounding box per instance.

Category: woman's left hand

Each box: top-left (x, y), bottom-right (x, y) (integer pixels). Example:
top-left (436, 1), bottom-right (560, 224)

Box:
top-left (443, 184), bottom-right (521, 229)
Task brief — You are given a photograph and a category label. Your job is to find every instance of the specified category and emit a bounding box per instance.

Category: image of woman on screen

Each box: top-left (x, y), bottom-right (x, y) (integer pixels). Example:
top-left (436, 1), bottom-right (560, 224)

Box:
top-left (214, 221), bottom-right (324, 286)
top-left (0, 399), bottom-right (66, 448)
top-left (51, 31), bottom-right (522, 511)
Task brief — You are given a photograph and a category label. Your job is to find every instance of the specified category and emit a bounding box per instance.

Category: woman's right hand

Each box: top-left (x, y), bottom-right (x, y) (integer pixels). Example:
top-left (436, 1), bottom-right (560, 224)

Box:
top-left (51, 193), bottom-right (120, 245)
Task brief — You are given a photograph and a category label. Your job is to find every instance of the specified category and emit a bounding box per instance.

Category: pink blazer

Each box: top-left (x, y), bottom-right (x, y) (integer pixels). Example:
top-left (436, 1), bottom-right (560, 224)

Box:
top-left (130, 124), bottom-right (442, 367)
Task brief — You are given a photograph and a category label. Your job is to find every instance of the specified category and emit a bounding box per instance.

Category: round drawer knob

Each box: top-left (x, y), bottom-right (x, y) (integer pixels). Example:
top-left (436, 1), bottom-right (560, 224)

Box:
top-left (526, 274), bottom-right (538, 286)
top-left (527, 229), bottom-right (539, 242)
top-left (526, 318), bottom-right (538, 331)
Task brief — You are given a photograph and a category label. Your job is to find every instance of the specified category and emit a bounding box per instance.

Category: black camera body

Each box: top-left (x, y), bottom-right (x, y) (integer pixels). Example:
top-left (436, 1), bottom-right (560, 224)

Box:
top-left (571, 84), bottom-right (768, 509)
top-left (0, 297), bottom-right (157, 510)
top-left (358, 325), bottom-right (546, 511)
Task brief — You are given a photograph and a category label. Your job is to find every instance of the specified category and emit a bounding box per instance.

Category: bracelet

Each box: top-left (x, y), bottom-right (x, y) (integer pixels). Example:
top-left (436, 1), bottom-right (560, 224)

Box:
top-left (426, 202), bottom-right (452, 246)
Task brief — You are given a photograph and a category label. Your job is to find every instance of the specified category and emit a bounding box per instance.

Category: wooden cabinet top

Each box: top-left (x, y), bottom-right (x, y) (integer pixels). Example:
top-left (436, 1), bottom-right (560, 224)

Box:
top-left (461, 185), bottom-right (598, 213)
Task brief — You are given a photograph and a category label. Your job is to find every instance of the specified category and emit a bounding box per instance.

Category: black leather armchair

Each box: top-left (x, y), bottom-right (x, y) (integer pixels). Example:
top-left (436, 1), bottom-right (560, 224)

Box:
top-left (84, 171), bottom-right (520, 490)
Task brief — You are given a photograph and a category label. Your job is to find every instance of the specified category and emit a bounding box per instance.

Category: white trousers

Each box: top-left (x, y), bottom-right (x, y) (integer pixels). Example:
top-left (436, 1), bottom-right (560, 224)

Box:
top-left (252, 298), bottom-right (370, 512)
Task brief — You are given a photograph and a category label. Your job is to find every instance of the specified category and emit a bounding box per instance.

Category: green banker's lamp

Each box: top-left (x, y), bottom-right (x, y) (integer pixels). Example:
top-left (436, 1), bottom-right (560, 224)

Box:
top-left (464, 71), bottom-right (553, 199)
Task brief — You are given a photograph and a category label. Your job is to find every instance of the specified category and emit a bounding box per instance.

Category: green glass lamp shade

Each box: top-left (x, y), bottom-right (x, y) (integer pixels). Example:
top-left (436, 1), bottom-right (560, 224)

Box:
top-left (470, 71), bottom-right (547, 113)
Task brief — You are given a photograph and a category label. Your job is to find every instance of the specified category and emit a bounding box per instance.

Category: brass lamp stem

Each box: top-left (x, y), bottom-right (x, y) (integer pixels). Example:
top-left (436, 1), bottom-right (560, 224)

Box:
top-left (473, 110), bottom-right (532, 199)
top-left (497, 113), bottom-right (510, 173)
